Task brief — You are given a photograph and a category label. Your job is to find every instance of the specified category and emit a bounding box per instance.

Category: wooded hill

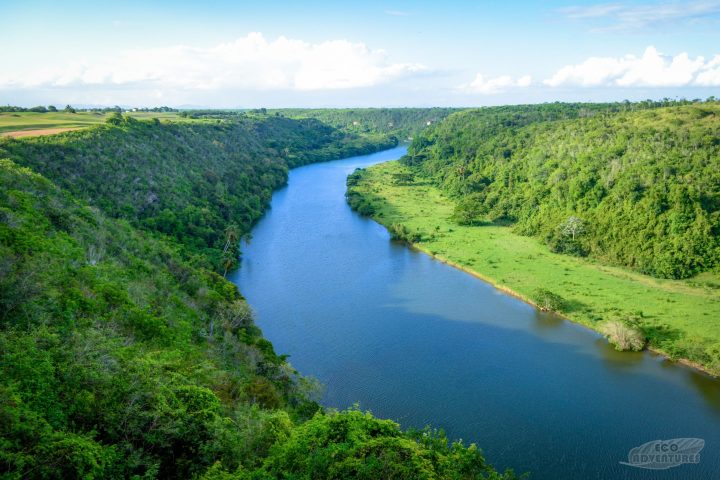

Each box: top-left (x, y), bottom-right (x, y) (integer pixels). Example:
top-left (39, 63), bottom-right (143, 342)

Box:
top-left (402, 101), bottom-right (720, 279)
top-left (269, 108), bottom-right (463, 140)
top-left (0, 116), bottom-right (515, 479)
top-left (0, 116), bottom-right (395, 274)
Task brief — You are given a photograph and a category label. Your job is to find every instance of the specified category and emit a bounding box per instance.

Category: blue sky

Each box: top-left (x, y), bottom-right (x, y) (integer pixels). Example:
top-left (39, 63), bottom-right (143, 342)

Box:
top-left (1, 0), bottom-right (719, 107)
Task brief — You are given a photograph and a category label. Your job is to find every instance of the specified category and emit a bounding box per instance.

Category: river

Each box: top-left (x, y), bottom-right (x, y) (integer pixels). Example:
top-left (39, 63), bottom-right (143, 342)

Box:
top-left (229, 146), bottom-right (720, 479)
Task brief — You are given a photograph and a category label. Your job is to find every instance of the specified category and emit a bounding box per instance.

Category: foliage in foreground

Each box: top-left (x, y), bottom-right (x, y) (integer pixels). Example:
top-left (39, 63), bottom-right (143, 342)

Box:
top-left (0, 122), bottom-right (512, 478)
top-left (203, 409), bottom-right (518, 480)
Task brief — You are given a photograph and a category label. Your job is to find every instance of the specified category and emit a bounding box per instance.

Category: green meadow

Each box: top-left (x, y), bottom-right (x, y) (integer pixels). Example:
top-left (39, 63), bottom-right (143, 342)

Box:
top-left (351, 160), bottom-right (720, 374)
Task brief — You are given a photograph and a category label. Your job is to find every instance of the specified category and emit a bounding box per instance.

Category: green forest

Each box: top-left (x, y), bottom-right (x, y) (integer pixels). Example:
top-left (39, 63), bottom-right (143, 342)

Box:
top-left (402, 101), bottom-right (720, 280)
top-left (0, 116), bottom-right (515, 479)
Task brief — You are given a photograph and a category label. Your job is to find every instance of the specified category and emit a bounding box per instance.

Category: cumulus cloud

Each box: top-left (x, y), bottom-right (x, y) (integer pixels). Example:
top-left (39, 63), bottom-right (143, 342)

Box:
top-left (544, 46), bottom-right (720, 87)
top-left (559, 1), bottom-right (720, 30)
top-left (459, 73), bottom-right (533, 94)
top-left (0, 33), bottom-right (427, 92)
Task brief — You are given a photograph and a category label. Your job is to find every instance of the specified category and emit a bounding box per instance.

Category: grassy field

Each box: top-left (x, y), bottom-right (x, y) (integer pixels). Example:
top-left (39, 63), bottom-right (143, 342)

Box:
top-left (352, 160), bottom-right (720, 375)
top-left (0, 111), bottom-right (181, 135)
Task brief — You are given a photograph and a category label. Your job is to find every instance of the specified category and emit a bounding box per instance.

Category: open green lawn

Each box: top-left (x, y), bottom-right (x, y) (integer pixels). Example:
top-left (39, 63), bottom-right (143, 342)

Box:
top-left (353, 160), bottom-right (720, 374)
top-left (0, 111), bottom-right (181, 134)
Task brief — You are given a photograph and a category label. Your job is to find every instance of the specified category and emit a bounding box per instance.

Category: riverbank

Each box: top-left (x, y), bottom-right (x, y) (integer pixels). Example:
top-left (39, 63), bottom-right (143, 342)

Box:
top-left (348, 160), bottom-right (720, 377)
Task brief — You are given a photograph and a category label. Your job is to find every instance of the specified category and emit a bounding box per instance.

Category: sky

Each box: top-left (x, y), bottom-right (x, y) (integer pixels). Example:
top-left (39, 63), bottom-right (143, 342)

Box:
top-left (1, 0), bottom-right (719, 108)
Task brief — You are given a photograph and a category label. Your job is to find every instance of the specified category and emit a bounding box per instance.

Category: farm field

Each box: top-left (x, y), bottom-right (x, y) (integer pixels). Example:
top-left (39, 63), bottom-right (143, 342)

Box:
top-left (0, 111), bottom-right (181, 136)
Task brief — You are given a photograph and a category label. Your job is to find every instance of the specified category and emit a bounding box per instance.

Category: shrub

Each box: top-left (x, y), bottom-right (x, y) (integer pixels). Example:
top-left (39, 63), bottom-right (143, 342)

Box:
top-left (451, 194), bottom-right (486, 226)
top-left (533, 288), bottom-right (565, 312)
top-left (105, 112), bottom-right (123, 125)
top-left (388, 223), bottom-right (422, 243)
top-left (260, 409), bottom-right (519, 480)
top-left (600, 319), bottom-right (646, 351)
top-left (346, 191), bottom-right (376, 215)
top-left (546, 231), bottom-right (589, 257)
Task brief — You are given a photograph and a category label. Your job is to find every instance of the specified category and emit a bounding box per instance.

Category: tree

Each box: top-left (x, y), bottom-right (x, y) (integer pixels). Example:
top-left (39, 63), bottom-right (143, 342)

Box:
top-left (561, 216), bottom-right (585, 240)
top-left (391, 171), bottom-right (415, 185)
top-left (222, 224), bottom-right (240, 254)
top-left (64, 104), bottom-right (76, 113)
top-left (221, 251), bottom-right (236, 277)
top-left (533, 289), bottom-right (565, 312)
top-left (452, 194), bottom-right (486, 226)
top-left (105, 112), bottom-right (123, 125)
top-left (47, 105), bottom-right (58, 112)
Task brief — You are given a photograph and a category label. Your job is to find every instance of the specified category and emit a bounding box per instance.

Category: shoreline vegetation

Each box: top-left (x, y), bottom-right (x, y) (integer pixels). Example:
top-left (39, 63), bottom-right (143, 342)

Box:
top-left (347, 160), bottom-right (720, 377)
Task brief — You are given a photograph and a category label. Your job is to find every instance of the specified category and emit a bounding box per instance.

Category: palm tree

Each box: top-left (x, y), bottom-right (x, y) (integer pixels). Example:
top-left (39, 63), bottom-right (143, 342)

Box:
top-left (221, 253), bottom-right (236, 278)
top-left (222, 224), bottom-right (240, 254)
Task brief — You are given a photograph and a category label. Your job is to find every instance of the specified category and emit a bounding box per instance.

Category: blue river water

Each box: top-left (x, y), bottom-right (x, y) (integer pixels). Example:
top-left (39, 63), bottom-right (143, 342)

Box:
top-left (230, 146), bottom-right (720, 479)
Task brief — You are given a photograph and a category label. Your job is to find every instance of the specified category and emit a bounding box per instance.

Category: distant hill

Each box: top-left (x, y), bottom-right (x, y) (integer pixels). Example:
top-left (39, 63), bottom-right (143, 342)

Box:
top-left (270, 107), bottom-right (464, 140)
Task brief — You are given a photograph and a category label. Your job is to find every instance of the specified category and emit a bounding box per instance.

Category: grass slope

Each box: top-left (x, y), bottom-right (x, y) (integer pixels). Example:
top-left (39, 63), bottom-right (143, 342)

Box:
top-left (0, 111), bottom-right (181, 135)
top-left (349, 161), bottom-right (720, 375)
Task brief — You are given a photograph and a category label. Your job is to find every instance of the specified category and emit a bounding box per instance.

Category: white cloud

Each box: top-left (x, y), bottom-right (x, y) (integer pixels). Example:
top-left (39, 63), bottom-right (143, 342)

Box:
top-left (384, 10), bottom-right (411, 16)
top-left (559, 1), bottom-right (720, 30)
top-left (695, 55), bottom-right (720, 85)
top-left (459, 74), bottom-right (533, 94)
top-left (0, 33), bottom-right (427, 92)
top-left (544, 46), bottom-right (720, 87)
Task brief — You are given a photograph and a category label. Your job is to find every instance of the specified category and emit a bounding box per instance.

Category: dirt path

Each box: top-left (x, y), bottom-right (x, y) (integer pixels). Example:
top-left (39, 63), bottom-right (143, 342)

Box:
top-left (1, 127), bottom-right (85, 138)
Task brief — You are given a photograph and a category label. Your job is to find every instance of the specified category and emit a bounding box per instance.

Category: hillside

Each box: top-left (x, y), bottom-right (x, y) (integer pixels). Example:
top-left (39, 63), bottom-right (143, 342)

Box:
top-left (0, 116), bottom-right (395, 274)
top-left (0, 118), bottom-right (514, 479)
top-left (402, 102), bottom-right (720, 279)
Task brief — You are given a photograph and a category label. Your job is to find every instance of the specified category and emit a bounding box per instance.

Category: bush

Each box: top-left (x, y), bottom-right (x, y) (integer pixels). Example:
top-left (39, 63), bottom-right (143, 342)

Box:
top-left (600, 319), bottom-right (646, 351)
top-left (546, 232), bottom-right (589, 257)
top-left (105, 112), bottom-right (123, 125)
top-left (389, 223), bottom-right (422, 243)
top-left (533, 289), bottom-right (565, 312)
top-left (260, 409), bottom-right (519, 480)
top-left (451, 194), bottom-right (486, 226)
top-left (346, 191), bottom-right (375, 216)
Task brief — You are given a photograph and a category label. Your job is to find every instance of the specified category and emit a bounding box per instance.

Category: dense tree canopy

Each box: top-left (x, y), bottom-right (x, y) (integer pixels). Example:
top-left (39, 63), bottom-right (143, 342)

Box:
top-left (269, 108), bottom-right (463, 139)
